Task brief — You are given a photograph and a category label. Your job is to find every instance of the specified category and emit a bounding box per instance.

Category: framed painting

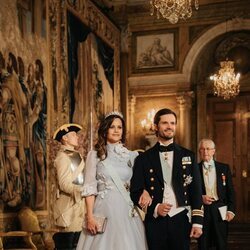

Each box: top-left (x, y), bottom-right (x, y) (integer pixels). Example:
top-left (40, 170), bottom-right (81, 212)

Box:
top-left (131, 29), bottom-right (178, 73)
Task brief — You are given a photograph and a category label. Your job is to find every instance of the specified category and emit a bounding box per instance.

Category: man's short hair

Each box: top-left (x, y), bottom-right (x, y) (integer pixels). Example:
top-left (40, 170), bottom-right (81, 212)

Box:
top-left (153, 108), bottom-right (177, 126)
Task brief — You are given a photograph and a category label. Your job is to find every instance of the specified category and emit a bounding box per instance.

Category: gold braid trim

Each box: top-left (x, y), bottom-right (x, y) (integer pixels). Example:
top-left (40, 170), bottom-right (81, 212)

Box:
top-left (192, 209), bottom-right (204, 217)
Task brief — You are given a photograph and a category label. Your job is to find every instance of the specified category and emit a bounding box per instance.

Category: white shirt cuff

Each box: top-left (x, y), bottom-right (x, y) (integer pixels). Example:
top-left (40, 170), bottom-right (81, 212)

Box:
top-left (153, 203), bottom-right (160, 218)
top-left (193, 223), bottom-right (203, 228)
top-left (227, 211), bottom-right (235, 216)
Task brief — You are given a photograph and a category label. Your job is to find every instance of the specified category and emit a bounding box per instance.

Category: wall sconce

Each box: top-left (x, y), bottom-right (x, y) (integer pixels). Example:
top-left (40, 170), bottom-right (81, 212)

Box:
top-left (140, 109), bottom-right (156, 134)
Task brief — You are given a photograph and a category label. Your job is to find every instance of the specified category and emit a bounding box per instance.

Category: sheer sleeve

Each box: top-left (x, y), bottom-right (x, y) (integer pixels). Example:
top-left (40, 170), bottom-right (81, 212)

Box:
top-left (81, 150), bottom-right (98, 197)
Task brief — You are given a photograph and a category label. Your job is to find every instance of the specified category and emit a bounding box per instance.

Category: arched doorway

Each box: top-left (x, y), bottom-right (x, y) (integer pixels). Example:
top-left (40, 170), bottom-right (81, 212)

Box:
top-left (186, 19), bottom-right (250, 223)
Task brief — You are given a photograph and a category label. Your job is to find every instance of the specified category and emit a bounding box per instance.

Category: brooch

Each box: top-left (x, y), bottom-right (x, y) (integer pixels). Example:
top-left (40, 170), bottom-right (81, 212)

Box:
top-left (184, 175), bottom-right (193, 185)
top-left (222, 173), bottom-right (226, 186)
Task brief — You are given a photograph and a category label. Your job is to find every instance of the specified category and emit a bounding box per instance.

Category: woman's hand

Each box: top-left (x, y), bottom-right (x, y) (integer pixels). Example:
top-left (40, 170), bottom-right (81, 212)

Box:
top-left (138, 190), bottom-right (152, 211)
top-left (86, 216), bottom-right (98, 235)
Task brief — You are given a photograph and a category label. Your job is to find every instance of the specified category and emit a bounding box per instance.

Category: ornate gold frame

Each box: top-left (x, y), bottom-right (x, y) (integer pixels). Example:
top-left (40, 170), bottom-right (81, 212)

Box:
top-left (131, 28), bottom-right (178, 74)
top-left (48, 0), bottom-right (121, 130)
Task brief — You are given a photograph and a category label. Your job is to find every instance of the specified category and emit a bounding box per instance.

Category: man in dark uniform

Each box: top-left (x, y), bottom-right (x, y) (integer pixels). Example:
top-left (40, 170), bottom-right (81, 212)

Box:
top-left (130, 108), bottom-right (204, 250)
top-left (197, 138), bottom-right (235, 250)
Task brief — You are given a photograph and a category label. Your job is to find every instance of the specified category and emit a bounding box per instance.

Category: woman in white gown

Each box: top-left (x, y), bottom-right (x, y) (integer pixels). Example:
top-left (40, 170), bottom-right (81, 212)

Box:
top-left (76, 112), bottom-right (149, 250)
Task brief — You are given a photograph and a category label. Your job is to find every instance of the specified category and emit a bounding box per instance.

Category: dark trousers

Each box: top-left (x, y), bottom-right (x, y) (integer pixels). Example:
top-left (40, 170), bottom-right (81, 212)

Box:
top-left (53, 232), bottom-right (81, 250)
top-left (198, 203), bottom-right (228, 250)
top-left (145, 210), bottom-right (191, 250)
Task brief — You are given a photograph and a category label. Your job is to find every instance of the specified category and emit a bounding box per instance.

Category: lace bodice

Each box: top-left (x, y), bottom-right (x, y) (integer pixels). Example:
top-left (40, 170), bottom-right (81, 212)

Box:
top-left (82, 143), bottom-right (138, 197)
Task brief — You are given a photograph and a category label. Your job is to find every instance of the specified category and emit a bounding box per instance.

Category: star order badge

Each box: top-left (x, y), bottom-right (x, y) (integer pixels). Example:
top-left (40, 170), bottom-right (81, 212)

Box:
top-left (184, 175), bottom-right (193, 185)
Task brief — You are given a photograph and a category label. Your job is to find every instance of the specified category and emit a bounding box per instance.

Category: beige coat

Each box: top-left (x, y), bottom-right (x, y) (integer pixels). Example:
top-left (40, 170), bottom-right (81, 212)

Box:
top-left (53, 145), bottom-right (85, 232)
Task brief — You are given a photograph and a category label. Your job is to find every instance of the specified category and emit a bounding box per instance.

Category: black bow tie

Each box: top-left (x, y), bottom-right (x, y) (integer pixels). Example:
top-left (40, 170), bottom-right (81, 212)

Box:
top-left (159, 143), bottom-right (174, 152)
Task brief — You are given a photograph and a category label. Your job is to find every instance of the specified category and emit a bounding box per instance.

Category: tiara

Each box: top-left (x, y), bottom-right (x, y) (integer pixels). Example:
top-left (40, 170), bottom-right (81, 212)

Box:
top-left (105, 111), bottom-right (123, 119)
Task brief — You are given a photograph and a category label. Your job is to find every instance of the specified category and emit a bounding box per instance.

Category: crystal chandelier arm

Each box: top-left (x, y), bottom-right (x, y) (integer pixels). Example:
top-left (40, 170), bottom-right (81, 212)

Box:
top-left (150, 0), bottom-right (199, 24)
top-left (210, 60), bottom-right (240, 100)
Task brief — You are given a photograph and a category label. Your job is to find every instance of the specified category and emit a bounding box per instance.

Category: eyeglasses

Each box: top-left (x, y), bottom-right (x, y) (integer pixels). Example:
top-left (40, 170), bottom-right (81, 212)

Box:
top-left (199, 147), bottom-right (215, 151)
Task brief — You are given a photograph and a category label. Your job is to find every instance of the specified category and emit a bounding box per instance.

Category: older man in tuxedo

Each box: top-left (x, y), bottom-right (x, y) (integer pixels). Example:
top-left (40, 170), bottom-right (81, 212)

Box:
top-left (130, 108), bottom-right (204, 250)
top-left (197, 138), bottom-right (235, 250)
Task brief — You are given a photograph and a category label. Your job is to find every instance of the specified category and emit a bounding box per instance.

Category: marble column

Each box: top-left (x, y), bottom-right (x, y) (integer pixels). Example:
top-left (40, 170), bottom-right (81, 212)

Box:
top-left (176, 92), bottom-right (194, 149)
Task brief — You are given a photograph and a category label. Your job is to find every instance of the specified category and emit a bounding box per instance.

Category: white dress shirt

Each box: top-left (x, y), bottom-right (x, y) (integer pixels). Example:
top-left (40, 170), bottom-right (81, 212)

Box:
top-left (154, 142), bottom-right (185, 218)
top-left (202, 160), bottom-right (218, 200)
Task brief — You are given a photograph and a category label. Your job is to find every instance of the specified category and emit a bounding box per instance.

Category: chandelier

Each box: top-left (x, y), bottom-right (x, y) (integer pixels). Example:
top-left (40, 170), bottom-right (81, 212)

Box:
top-left (150, 0), bottom-right (199, 24)
top-left (210, 60), bottom-right (240, 100)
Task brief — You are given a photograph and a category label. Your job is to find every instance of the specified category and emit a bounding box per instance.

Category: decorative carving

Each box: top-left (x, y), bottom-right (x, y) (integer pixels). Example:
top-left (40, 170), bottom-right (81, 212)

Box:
top-left (189, 24), bottom-right (212, 44)
top-left (215, 32), bottom-right (250, 63)
top-left (49, 0), bottom-right (59, 116)
top-left (176, 91), bottom-right (194, 109)
top-left (67, 0), bottom-right (86, 15)
top-left (121, 25), bottom-right (131, 53)
top-left (49, 0), bottom-right (120, 127)
top-left (60, 0), bottom-right (70, 125)
top-left (66, 0), bottom-right (120, 49)
top-left (49, 0), bottom-right (70, 125)
top-left (213, 31), bottom-right (250, 75)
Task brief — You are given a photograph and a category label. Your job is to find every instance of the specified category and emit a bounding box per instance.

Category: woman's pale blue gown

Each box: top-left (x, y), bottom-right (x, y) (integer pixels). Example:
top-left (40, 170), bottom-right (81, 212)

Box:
top-left (76, 143), bottom-right (147, 250)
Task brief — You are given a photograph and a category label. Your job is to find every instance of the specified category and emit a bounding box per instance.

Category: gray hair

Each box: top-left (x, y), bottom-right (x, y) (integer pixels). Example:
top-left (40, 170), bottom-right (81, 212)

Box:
top-left (198, 138), bottom-right (216, 149)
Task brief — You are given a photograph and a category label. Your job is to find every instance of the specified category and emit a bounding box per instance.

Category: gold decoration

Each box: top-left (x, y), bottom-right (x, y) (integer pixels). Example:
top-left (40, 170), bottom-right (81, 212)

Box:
top-left (140, 109), bottom-right (156, 134)
top-left (210, 60), bottom-right (240, 100)
top-left (150, 0), bottom-right (199, 24)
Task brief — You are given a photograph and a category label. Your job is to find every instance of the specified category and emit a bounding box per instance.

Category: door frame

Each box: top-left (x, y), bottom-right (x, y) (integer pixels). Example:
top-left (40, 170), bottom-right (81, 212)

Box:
top-left (197, 89), bottom-right (250, 223)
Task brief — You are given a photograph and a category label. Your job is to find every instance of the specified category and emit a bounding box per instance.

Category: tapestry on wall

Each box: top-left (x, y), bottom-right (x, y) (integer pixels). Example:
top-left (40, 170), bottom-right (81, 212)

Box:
top-left (0, 0), bottom-right (48, 213)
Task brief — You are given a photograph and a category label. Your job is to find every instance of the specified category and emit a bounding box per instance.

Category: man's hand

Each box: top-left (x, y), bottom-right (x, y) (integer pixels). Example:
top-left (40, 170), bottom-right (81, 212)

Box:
top-left (190, 227), bottom-right (202, 238)
top-left (202, 195), bottom-right (214, 205)
top-left (157, 203), bottom-right (173, 217)
top-left (226, 212), bottom-right (235, 222)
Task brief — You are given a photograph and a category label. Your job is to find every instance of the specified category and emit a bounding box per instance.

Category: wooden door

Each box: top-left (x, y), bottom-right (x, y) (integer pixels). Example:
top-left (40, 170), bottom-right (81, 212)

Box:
top-left (207, 94), bottom-right (250, 222)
